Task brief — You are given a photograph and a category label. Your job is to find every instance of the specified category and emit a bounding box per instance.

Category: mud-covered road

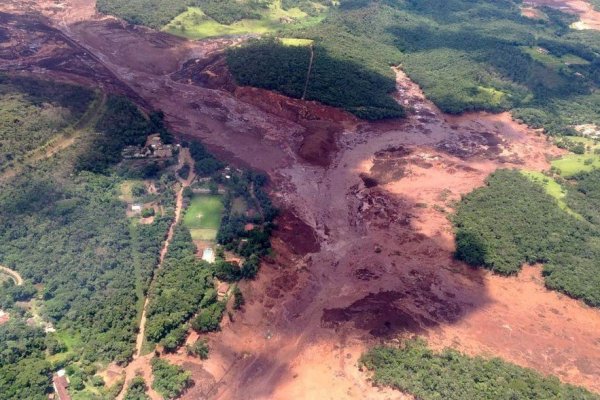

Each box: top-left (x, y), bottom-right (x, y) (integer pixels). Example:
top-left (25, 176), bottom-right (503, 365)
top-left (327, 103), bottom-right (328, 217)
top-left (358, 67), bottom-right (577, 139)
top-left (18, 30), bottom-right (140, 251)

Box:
top-left (2, 1), bottom-right (600, 399)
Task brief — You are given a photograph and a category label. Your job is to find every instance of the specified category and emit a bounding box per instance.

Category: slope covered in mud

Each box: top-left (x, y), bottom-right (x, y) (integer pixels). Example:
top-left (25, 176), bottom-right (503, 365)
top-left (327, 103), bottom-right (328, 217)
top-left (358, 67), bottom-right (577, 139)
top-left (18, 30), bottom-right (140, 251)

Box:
top-left (1, 1), bottom-right (600, 399)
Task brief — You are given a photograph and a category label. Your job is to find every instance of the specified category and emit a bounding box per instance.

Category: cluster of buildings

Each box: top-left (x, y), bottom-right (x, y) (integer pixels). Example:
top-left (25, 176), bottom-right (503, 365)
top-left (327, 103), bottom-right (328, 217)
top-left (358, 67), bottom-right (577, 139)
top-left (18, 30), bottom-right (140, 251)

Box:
top-left (122, 134), bottom-right (179, 159)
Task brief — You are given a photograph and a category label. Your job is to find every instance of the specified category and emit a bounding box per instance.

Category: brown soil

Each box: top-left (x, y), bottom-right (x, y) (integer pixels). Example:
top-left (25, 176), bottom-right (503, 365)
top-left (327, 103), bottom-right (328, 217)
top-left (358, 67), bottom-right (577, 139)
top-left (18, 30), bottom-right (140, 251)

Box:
top-left (524, 0), bottom-right (600, 29)
top-left (1, 1), bottom-right (599, 399)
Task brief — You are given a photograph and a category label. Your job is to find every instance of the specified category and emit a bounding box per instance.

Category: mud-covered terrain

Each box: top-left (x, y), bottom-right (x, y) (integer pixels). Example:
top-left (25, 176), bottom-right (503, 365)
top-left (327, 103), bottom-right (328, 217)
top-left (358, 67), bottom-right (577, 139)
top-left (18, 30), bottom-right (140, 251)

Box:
top-left (2, 1), bottom-right (600, 399)
top-left (525, 0), bottom-right (600, 29)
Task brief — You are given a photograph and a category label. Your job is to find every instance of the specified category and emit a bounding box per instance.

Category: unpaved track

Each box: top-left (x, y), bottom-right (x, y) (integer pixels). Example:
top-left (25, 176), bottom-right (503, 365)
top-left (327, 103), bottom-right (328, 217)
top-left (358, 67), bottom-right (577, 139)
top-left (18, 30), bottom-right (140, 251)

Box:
top-left (117, 148), bottom-right (195, 400)
top-left (0, 265), bottom-right (23, 286)
top-left (301, 45), bottom-right (314, 100)
top-left (2, 1), bottom-right (600, 399)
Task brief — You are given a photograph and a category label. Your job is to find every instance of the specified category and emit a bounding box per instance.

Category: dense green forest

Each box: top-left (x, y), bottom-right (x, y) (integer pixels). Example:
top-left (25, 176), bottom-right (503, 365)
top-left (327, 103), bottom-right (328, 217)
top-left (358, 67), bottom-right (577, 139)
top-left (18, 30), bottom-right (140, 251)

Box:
top-left (361, 339), bottom-right (600, 400)
top-left (0, 321), bottom-right (52, 400)
top-left (151, 358), bottom-right (192, 399)
top-left (0, 76), bottom-right (178, 398)
top-left (144, 224), bottom-right (215, 348)
top-left (0, 75), bottom-right (95, 170)
top-left (227, 39), bottom-right (405, 119)
top-left (96, 0), bottom-right (191, 28)
top-left (227, 0), bottom-right (599, 126)
top-left (453, 169), bottom-right (600, 306)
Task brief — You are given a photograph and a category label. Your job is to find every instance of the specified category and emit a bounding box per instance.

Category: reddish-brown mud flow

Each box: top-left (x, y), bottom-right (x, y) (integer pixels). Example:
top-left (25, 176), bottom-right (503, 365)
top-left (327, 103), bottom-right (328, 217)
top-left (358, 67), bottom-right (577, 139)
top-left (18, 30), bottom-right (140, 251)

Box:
top-left (1, 1), bottom-right (600, 399)
top-left (525, 0), bottom-right (600, 29)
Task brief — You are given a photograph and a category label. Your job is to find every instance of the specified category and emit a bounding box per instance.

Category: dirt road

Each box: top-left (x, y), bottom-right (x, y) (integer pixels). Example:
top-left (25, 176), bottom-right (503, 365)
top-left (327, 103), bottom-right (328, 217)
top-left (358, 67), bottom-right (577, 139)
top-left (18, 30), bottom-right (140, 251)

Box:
top-left (115, 148), bottom-right (196, 400)
top-left (1, 1), bottom-right (600, 399)
top-left (0, 265), bottom-right (23, 286)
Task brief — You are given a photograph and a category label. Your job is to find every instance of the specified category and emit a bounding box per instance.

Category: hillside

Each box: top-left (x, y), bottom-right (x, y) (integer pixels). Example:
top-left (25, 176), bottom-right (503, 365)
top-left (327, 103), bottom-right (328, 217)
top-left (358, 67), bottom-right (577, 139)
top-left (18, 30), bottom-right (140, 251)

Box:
top-left (1, 0), bottom-right (600, 399)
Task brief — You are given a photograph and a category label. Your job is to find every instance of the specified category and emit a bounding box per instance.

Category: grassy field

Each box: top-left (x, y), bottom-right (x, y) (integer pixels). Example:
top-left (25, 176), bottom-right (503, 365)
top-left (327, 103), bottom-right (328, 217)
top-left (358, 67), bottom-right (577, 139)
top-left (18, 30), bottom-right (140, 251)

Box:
top-left (183, 195), bottom-right (223, 240)
top-left (552, 137), bottom-right (600, 177)
top-left (521, 46), bottom-right (590, 69)
top-left (279, 37), bottom-right (314, 46)
top-left (521, 171), bottom-right (582, 219)
top-left (119, 179), bottom-right (144, 203)
top-left (163, 2), bottom-right (326, 39)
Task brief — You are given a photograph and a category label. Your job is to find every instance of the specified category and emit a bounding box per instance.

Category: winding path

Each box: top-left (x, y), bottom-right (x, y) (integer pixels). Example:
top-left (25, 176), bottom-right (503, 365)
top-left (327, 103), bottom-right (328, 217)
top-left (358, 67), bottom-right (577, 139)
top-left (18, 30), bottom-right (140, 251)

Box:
top-left (0, 265), bottom-right (23, 286)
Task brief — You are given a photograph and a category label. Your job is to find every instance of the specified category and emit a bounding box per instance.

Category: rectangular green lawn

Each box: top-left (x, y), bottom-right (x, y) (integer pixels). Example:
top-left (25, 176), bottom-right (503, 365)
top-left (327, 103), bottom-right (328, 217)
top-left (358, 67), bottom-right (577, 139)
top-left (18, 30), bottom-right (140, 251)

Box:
top-left (183, 195), bottom-right (223, 240)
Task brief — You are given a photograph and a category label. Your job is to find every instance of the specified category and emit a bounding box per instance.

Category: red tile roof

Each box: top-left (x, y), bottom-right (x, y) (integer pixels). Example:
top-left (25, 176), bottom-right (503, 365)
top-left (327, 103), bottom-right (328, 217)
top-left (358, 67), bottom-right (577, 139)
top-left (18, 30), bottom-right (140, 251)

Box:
top-left (53, 375), bottom-right (71, 400)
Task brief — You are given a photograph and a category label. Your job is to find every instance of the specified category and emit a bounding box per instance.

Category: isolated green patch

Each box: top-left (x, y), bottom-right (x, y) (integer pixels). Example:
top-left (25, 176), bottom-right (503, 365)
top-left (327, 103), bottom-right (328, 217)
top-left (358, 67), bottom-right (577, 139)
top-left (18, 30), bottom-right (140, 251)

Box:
top-left (551, 136), bottom-right (600, 177)
top-left (227, 39), bottom-right (405, 120)
top-left (453, 169), bottom-right (600, 306)
top-left (183, 195), bottom-right (224, 235)
top-left (361, 339), bottom-right (600, 400)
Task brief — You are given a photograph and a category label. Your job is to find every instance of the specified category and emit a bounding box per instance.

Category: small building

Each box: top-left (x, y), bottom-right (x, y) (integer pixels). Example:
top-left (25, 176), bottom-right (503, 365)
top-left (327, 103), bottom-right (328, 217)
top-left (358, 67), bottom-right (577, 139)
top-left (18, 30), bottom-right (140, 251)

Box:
top-left (202, 248), bottom-right (215, 264)
top-left (53, 371), bottom-right (71, 400)
top-left (217, 282), bottom-right (230, 298)
top-left (131, 204), bottom-right (142, 213)
top-left (244, 223), bottom-right (255, 232)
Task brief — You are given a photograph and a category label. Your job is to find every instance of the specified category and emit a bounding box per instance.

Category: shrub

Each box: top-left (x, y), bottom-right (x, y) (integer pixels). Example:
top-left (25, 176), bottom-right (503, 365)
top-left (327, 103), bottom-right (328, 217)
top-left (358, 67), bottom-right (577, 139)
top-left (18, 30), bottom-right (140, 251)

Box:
top-left (191, 302), bottom-right (225, 333)
top-left (151, 358), bottom-right (192, 399)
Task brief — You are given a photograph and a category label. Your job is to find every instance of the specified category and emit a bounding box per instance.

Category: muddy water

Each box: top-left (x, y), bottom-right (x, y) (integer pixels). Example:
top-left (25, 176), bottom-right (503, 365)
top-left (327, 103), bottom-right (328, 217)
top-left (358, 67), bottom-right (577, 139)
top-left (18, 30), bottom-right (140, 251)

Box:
top-left (2, 1), bottom-right (600, 398)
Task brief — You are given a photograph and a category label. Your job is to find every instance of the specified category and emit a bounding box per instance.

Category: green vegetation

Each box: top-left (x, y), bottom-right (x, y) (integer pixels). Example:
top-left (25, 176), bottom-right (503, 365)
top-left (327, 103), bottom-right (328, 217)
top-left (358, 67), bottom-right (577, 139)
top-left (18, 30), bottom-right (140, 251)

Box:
top-left (233, 286), bottom-right (245, 310)
top-left (183, 195), bottom-right (224, 240)
top-left (0, 321), bottom-right (52, 400)
top-left (521, 170), bottom-right (582, 219)
top-left (151, 358), bottom-right (192, 399)
top-left (189, 140), bottom-right (224, 177)
top-left (96, 0), bottom-right (191, 28)
top-left (0, 75), bottom-right (95, 171)
top-left (124, 377), bottom-right (150, 400)
top-left (164, 1), bottom-right (327, 39)
top-left (226, 0), bottom-right (599, 126)
top-left (76, 95), bottom-right (160, 174)
top-left (453, 169), bottom-right (600, 306)
top-left (227, 38), bottom-right (405, 120)
top-left (548, 136), bottom-right (600, 177)
top-left (568, 169), bottom-right (600, 225)
top-left (191, 301), bottom-right (225, 333)
top-left (216, 170), bottom-right (277, 279)
top-left (0, 76), bottom-right (179, 398)
top-left (0, 89), bottom-right (176, 368)
top-left (144, 225), bottom-right (214, 346)
top-left (97, 0), bottom-right (328, 37)
top-left (186, 339), bottom-right (209, 360)
top-left (360, 339), bottom-right (599, 400)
